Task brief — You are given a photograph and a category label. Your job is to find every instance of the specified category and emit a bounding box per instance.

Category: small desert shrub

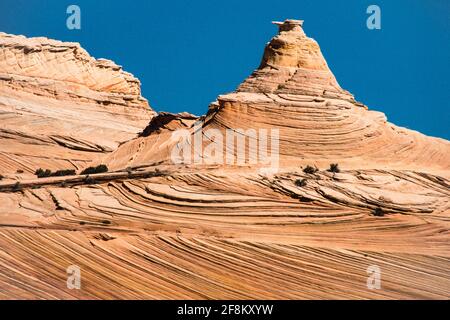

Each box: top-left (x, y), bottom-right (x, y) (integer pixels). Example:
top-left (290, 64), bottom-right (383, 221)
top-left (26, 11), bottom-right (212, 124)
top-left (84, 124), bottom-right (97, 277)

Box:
top-left (12, 182), bottom-right (21, 191)
top-left (143, 171), bottom-right (157, 179)
top-left (328, 163), bottom-right (340, 173)
top-left (303, 165), bottom-right (318, 174)
top-left (295, 179), bottom-right (307, 187)
top-left (81, 164), bottom-right (108, 175)
top-left (373, 207), bottom-right (384, 217)
top-left (35, 168), bottom-right (50, 178)
top-left (0, 174), bottom-right (4, 181)
top-left (83, 175), bottom-right (97, 184)
top-left (16, 169), bottom-right (24, 174)
top-left (52, 169), bottom-right (76, 177)
top-left (35, 168), bottom-right (75, 178)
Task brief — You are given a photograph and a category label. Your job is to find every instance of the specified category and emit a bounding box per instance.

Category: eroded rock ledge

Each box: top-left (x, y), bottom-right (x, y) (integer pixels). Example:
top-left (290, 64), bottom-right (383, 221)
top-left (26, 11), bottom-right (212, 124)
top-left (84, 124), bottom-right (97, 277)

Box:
top-left (0, 32), bottom-right (149, 108)
top-left (0, 32), bottom-right (155, 177)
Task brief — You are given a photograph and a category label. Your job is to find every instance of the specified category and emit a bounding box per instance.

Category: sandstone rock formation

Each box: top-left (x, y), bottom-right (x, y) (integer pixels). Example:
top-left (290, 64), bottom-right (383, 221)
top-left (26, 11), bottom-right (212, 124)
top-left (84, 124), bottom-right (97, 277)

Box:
top-left (0, 32), bottom-right (155, 180)
top-left (0, 21), bottom-right (448, 300)
top-left (101, 20), bottom-right (449, 173)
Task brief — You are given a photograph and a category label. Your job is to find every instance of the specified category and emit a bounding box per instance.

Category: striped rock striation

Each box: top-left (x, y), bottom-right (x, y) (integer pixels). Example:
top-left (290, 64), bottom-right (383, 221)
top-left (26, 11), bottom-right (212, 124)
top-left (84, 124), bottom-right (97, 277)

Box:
top-left (0, 20), bottom-right (449, 299)
top-left (101, 20), bottom-right (449, 173)
top-left (0, 32), bottom-right (154, 180)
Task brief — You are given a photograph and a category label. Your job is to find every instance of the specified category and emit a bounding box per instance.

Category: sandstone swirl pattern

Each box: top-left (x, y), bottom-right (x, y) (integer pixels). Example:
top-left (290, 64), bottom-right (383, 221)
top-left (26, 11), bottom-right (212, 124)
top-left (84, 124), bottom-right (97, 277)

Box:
top-left (0, 20), bottom-right (449, 299)
top-left (0, 32), bottom-right (155, 178)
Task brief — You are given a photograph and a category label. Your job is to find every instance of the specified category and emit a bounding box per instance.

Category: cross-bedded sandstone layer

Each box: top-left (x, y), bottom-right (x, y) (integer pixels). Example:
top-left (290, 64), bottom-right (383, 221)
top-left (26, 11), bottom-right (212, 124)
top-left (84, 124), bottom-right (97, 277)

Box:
top-left (0, 32), bottom-right (155, 180)
top-left (100, 20), bottom-right (449, 173)
top-left (0, 20), bottom-right (448, 299)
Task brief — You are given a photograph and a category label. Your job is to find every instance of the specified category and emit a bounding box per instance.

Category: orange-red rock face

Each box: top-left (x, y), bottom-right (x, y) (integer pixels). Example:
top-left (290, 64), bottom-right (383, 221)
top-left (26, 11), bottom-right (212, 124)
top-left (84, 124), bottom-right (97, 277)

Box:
top-left (102, 20), bottom-right (449, 173)
top-left (0, 32), bottom-right (155, 179)
top-left (0, 21), bottom-right (449, 300)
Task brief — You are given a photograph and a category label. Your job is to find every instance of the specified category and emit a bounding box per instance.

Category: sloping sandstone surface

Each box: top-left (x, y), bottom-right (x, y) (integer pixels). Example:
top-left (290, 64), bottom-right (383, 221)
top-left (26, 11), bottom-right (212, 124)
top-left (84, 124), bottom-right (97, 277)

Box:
top-left (0, 32), bottom-right (155, 180)
top-left (0, 20), bottom-right (448, 299)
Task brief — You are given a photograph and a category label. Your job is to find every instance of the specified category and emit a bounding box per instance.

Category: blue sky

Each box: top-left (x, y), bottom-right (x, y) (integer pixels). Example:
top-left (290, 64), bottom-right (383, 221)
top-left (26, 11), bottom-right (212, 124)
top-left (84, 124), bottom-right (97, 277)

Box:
top-left (0, 0), bottom-right (449, 139)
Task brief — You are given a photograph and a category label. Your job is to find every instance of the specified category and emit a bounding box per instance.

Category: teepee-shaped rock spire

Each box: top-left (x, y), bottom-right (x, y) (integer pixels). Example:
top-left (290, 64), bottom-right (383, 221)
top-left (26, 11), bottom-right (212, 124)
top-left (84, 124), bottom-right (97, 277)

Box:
top-left (238, 19), bottom-right (352, 100)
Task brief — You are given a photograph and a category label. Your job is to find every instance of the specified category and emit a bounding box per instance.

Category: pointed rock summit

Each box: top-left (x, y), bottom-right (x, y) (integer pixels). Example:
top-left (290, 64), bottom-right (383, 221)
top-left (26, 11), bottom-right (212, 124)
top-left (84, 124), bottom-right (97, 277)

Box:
top-left (102, 20), bottom-right (450, 171)
top-left (196, 19), bottom-right (449, 171)
top-left (238, 19), bottom-right (352, 100)
top-left (99, 19), bottom-right (449, 173)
